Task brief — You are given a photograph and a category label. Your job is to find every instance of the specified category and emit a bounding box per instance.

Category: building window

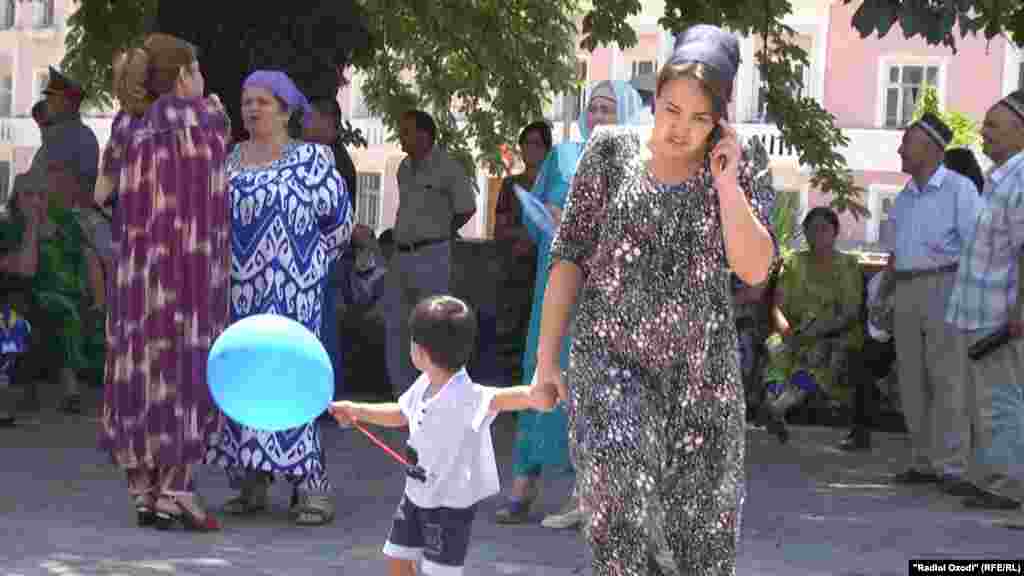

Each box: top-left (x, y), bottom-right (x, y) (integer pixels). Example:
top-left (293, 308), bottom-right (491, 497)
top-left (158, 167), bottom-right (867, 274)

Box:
top-left (0, 0), bottom-right (14, 29)
top-left (566, 60), bottom-right (589, 122)
top-left (0, 75), bottom-right (11, 117)
top-left (0, 161), bottom-right (10, 205)
top-left (352, 92), bottom-right (370, 119)
top-left (883, 64), bottom-right (939, 128)
top-left (33, 0), bottom-right (54, 28)
top-left (32, 69), bottom-right (47, 105)
top-left (631, 60), bottom-right (655, 78)
top-left (755, 65), bottom-right (808, 123)
top-left (869, 185), bottom-right (901, 245)
top-left (356, 172), bottom-right (381, 230)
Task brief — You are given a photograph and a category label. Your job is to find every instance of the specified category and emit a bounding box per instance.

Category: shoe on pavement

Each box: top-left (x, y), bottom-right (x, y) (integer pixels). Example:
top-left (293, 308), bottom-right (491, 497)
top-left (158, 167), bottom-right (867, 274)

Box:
top-left (495, 500), bottom-right (531, 524)
top-left (938, 476), bottom-right (985, 498)
top-left (838, 428), bottom-right (871, 452)
top-left (541, 496), bottom-right (584, 529)
top-left (891, 469), bottom-right (940, 485)
top-left (962, 491), bottom-right (1022, 511)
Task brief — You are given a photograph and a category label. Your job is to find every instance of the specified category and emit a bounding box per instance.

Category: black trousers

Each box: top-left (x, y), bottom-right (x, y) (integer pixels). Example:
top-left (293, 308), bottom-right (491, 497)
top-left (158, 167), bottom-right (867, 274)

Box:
top-left (847, 336), bottom-right (896, 430)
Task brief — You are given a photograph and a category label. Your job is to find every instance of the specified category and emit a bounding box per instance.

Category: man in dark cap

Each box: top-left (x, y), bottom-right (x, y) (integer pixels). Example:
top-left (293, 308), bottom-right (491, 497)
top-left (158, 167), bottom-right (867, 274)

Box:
top-left (880, 112), bottom-right (983, 496)
top-left (21, 67), bottom-right (103, 415)
top-left (945, 90), bottom-right (1024, 511)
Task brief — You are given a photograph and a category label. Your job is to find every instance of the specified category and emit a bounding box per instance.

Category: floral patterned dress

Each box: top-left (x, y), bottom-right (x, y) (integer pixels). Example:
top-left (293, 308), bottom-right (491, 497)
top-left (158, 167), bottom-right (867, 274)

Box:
top-left (206, 141), bottom-right (351, 493)
top-left (549, 127), bottom-right (775, 575)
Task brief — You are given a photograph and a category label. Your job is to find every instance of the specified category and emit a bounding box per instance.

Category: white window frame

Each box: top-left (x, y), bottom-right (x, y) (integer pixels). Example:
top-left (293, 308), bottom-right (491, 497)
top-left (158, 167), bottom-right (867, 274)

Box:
top-left (350, 76), bottom-right (371, 119)
top-left (630, 59), bottom-right (656, 79)
top-left (32, 0), bottom-right (54, 29)
top-left (356, 171), bottom-right (383, 231)
top-left (1003, 40), bottom-right (1023, 97)
top-left (0, 0), bottom-right (15, 30)
top-left (31, 68), bottom-right (48, 105)
top-left (0, 73), bottom-right (12, 118)
top-left (876, 57), bottom-right (947, 129)
top-left (739, 23), bottom-right (822, 124)
top-left (866, 184), bottom-right (902, 244)
top-left (752, 63), bottom-right (810, 124)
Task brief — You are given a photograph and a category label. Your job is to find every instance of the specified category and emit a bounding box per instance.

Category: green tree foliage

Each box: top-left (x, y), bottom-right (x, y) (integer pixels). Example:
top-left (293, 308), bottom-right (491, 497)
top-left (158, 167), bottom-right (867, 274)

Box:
top-left (912, 85), bottom-right (982, 149)
top-left (353, 0), bottom-right (587, 179)
top-left (62, 0), bottom-right (1019, 204)
top-left (62, 1), bottom-right (372, 145)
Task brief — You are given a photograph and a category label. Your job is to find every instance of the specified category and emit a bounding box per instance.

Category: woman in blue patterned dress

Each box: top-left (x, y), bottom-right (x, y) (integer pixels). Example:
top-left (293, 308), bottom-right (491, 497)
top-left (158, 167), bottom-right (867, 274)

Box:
top-left (206, 71), bottom-right (352, 526)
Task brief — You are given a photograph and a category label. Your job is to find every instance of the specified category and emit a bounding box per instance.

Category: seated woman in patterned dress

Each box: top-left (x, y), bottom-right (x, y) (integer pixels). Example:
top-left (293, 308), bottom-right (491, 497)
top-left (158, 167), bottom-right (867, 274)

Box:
top-left (206, 71), bottom-right (352, 526)
top-left (759, 206), bottom-right (864, 444)
top-left (0, 171), bottom-right (93, 418)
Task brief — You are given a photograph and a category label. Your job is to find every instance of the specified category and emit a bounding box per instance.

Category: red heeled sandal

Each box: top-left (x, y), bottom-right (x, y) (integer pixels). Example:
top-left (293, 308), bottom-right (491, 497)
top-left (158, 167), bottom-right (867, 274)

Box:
top-left (154, 494), bottom-right (221, 532)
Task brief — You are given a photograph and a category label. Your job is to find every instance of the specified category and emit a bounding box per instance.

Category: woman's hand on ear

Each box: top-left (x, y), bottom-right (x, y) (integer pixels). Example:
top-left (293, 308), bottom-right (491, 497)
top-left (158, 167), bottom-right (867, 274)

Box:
top-left (709, 120), bottom-right (740, 190)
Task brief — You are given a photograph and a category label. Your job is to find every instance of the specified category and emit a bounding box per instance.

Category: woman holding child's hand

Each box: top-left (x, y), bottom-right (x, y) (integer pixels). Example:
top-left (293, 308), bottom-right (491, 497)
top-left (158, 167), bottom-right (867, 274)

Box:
top-left (533, 25), bottom-right (776, 573)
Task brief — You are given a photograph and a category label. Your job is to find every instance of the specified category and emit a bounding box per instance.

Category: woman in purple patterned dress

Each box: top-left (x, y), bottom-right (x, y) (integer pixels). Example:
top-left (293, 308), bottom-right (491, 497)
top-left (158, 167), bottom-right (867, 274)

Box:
top-left (533, 26), bottom-right (776, 574)
top-left (97, 34), bottom-right (231, 531)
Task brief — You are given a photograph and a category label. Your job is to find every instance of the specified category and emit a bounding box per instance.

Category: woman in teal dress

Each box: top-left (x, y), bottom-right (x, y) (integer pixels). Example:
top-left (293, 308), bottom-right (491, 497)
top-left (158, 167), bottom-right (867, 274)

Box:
top-left (495, 80), bottom-right (644, 527)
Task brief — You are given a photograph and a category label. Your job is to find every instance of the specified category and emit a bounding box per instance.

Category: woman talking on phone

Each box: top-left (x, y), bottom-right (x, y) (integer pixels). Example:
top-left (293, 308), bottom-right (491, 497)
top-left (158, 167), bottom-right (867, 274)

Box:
top-left (532, 25), bottom-right (776, 574)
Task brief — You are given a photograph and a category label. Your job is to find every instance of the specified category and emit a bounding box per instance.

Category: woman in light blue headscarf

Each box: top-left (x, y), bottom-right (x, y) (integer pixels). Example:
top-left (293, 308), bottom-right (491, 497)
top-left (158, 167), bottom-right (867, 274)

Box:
top-left (495, 80), bottom-right (644, 527)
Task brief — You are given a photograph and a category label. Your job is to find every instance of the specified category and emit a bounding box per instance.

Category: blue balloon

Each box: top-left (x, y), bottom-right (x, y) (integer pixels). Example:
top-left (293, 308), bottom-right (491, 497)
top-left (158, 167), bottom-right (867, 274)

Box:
top-left (208, 314), bottom-right (334, 432)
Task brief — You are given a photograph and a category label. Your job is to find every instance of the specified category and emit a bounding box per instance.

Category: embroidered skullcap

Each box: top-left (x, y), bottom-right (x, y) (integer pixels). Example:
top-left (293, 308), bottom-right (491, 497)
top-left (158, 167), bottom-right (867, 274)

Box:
top-left (589, 81), bottom-right (616, 104)
top-left (243, 70), bottom-right (311, 116)
top-left (999, 90), bottom-right (1024, 125)
top-left (910, 112), bottom-right (952, 150)
top-left (668, 25), bottom-right (741, 102)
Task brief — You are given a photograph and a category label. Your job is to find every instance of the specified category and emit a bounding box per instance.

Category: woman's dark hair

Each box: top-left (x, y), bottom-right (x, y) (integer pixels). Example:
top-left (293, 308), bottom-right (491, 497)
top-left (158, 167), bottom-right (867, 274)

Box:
top-left (802, 206), bottom-right (840, 236)
top-left (409, 295), bottom-right (477, 372)
top-left (403, 109), bottom-right (437, 146)
top-left (518, 121), bottom-right (553, 151)
top-left (655, 61), bottom-right (730, 120)
top-left (311, 97), bottom-right (342, 119)
top-left (944, 147), bottom-right (985, 195)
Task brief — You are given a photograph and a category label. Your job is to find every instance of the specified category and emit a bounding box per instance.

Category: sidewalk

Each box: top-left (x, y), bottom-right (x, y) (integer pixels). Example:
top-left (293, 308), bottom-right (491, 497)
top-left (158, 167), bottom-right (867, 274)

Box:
top-left (0, 386), bottom-right (1020, 575)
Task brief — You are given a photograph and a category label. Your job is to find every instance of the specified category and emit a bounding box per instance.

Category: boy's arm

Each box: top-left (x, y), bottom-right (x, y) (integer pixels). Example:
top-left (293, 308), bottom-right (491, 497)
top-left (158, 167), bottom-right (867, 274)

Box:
top-left (330, 401), bottom-right (408, 428)
top-left (488, 384), bottom-right (558, 413)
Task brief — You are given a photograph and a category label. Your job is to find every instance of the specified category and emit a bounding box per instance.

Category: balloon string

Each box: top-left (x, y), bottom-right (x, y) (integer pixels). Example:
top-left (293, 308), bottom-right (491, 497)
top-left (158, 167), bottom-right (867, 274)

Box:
top-left (351, 420), bottom-right (412, 467)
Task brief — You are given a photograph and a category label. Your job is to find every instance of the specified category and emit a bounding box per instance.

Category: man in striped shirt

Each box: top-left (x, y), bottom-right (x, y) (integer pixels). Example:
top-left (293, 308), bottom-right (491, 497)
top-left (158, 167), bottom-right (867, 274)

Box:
top-left (881, 113), bottom-right (983, 495)
top-left (946, 90), bottom-right (1024, 511)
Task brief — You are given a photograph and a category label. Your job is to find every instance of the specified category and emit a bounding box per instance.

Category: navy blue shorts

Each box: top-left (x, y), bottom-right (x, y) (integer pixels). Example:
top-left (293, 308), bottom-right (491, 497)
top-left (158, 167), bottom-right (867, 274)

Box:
top-left (383, 494), bottom-right (477, 575)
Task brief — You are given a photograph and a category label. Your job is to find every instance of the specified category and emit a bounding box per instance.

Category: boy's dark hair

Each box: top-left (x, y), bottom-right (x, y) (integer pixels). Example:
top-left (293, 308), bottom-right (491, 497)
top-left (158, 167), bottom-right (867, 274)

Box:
top-left (403, 109), bottom-right (437, 146)
top-left (409, 295), bottom-right (477, 372)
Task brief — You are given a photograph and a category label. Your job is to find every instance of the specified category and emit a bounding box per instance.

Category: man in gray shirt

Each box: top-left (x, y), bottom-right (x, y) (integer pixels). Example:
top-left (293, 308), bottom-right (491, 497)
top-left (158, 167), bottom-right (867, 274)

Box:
top-left (30, 67), bottom-right (103, 413)
top-left (385, 110), bottom-right (476, 394)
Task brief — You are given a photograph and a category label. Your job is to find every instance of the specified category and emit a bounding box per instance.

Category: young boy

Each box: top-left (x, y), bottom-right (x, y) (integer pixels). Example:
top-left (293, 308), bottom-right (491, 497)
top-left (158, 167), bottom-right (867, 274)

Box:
top-left (330, 294), bottom-right (556, 576)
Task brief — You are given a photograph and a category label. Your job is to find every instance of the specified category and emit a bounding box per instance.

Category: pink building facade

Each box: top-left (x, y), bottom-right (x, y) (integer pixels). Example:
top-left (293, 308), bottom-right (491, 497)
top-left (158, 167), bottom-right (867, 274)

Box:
top-left (340, 1), bottom-right (1018, 247)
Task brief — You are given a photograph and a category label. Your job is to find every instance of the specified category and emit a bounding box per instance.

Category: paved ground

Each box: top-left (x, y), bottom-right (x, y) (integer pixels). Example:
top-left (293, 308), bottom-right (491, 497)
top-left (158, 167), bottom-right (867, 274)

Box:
top-left (0, 386), bottom-right (1021, 576)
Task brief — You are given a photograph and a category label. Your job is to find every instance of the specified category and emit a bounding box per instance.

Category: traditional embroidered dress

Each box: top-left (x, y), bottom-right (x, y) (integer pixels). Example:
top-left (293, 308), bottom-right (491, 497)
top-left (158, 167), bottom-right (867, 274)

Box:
top-left (206, 141), bottom-right (351, 493)
top-left (98, 97), bottom-right (231, 494)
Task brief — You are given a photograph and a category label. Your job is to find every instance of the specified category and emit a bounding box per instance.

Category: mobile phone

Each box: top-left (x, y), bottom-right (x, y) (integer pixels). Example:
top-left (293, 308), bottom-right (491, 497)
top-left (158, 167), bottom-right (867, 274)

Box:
top-left (708, 124), bottom-right (725, 171)
top-left (708, 125), bottom-right (722, 149)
